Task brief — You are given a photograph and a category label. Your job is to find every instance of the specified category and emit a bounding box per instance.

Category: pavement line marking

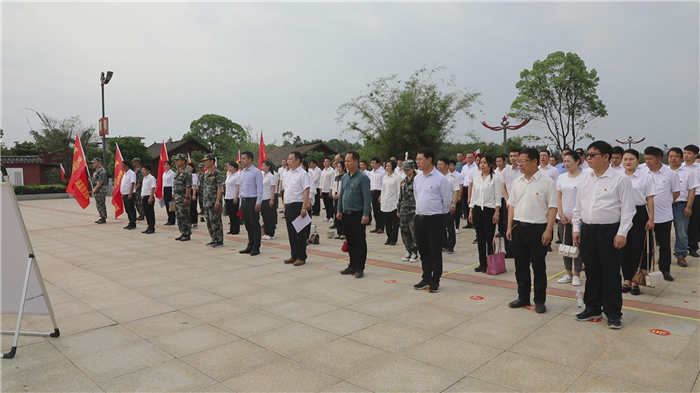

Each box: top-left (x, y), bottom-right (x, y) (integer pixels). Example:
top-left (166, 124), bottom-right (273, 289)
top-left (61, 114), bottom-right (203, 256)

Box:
top-left (546, 294), bottom-right (700, 322)
top-left (547, 269), bottom-right (568, 281)
top-left (367, 247), bottom-right (395, 256)
top-left (443, 263), bottom-right (480, 276)
top-left (310, 252), bottom-right (422, 275)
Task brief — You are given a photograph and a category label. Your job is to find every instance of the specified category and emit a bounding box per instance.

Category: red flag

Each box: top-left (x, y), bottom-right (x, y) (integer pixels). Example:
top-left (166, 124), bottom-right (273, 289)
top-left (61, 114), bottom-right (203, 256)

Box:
top-left (259, 131), bottom-right (267, 168)
top-left (60, 163), bottom-right (66, 182)
top-left (156, 140), bottom-right (168, 200)
top-left (112, 143), bottom-right (125, 218)
top-left (65, 134), bottom-right (91, 209)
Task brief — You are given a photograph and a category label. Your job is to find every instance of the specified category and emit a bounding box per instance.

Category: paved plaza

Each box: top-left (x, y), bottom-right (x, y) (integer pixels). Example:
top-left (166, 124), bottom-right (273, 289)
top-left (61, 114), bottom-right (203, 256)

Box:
top-left (2, 198), bottom-right (699, 392)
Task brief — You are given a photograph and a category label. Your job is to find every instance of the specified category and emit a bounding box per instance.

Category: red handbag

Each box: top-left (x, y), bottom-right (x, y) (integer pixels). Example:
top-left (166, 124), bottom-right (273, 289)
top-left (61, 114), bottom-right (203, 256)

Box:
top-left (486, 237), bottom-right (507, 275)
top-left (341, 241), bottom-right (348, 253)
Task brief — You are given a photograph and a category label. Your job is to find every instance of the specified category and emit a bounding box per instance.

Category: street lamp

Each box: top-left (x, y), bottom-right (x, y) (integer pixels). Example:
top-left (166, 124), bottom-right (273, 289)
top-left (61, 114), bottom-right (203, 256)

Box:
top-left (100, 71), bottom-right (113, 165)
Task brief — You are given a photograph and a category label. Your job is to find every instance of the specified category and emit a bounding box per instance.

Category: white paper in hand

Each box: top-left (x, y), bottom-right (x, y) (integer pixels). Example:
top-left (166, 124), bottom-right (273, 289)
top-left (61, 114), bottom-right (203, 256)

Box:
top-left (158, 198), bottom-right (165, 208)
top-left (292, 214), bottom-right (312, 233)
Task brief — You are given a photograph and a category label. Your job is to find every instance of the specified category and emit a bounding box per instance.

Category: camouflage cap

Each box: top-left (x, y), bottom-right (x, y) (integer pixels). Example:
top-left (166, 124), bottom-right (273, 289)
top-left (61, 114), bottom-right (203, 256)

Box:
top-left (198, 163), bottom-right (205, 168)
top-left (402, 160), bottom-right (415, 169)
top-left (173, 153), bottom-right (188, 161)
top-left (131, 157), bottom-right (141, 163)
top-left (204, 153), bottom-right (217, 161)
top-left (91, 157), bottom-right (102, 163)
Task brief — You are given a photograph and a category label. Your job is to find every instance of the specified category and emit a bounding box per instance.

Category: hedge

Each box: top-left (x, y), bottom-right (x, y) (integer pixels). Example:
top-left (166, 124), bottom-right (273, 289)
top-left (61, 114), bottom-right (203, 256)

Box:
top-left (14, 185), bottom-right (67, 195)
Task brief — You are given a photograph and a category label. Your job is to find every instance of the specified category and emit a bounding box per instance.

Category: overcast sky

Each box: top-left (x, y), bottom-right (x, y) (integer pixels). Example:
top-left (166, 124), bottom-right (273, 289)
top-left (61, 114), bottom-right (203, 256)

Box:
top-left (3, 1), bottom-right (699, 152)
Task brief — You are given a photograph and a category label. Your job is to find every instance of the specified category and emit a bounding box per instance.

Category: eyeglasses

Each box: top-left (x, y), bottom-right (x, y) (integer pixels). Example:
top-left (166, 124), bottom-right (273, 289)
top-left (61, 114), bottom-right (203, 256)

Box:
top-left (587, 153), bottom-right (601, 158)
top-left (518, 159), bottom-right (532, 164)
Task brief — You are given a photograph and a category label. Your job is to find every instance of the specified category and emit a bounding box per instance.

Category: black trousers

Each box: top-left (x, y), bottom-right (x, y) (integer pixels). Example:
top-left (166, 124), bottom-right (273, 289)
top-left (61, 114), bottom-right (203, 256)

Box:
top-left (654, 220), bottom-right (672, 273)
top-left (443, 213), bottom-right (456, 249)
top-left (622, 206), bottom-right (651, 281)
top-left (190, 197), bottom-right (198, 224)
top-left (123, 194), bottom-right (137, 226)
top-left (313, 189), bottom-right (321, 216)
top-left (383, 210), bottom-right (399, 243)
top-left (142, 196), bottom-right (155, 229)
top-left (415, 214), bottom-right (445, 286)
top-left (453, 201), bottom-right (462, 229)
top-left (224, 199), bottom-right (240, 234)
top-left (498, 198), bottom-right (507, 235)
top-left (322, 192), bottom-right (335, 220)
top-left (580, 223), bottom-right (623, 319)
top-left (473, 206), bottom-right (496, 268)
top-left (261, 199), bottom-right (276, 237)
top-left (285, 202), bottom-right (310, 261)
top-left (461, 187), bottom-right (469, 218)
top-left (371, 190), bottom-right (384, 229)
top-left (163, 187), bottom-right (175, 224)
top-left (241, 198), bottom-right (261, 250)
top-left (688, 197), bottom-right (700, 252)
top-left (504, 200), bottom-right (514, 257)
top-left (342, 211), bottom-right (367, 271)
top-left (512, 223), bottom-right (547, 304)
top-left (334, 199), bottom-right (344, 236)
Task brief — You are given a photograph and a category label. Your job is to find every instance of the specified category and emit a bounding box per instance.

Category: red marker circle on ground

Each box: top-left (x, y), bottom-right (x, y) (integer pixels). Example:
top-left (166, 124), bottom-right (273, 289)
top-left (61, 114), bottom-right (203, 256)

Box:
top-left (168, 236), bottom-right (174, 239)
top-left (269, 257), bottom-right (278, 259)
top-left (470, 296), bottom-right (484, 300)
top-left (650, 329), bottom-right (671, 336)
top-left (692, 291), bottom-right (697, 294)
top-left (589, 318), bottom-right (602, 322)
top-left (317, 266), bottom-right (327, 270)
top-left (228, 249), bottom-right (236, 251)
top-left (385, 280), bottom-right (396, 283)
top-left (524, 305), bottom-right (535, 310)
top-left (684, 300), bottom-right (689, 303)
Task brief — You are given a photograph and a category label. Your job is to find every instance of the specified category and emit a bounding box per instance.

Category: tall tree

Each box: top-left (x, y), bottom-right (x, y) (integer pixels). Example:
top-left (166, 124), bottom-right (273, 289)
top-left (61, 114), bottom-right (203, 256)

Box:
top-left (509, 51), bottom-right (607, 151)
top-left (104, 137), bottom-right (150, 171)
top-left (336, 67), bottom-right (482, 159)
top-left (28, 110), bottom-right (98, 156)
top-left (10, 141), bottom-right (42, 156)
top-left (183, 114), bottom-right (248, 158)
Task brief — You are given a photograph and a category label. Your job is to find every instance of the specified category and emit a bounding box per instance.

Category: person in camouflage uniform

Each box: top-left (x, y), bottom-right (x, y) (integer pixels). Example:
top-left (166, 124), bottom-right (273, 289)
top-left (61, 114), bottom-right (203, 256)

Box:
top-left (397, 160), bottom-right (418, 262)
top-left (172, 154), bottom-right (193, 241)
top-left (91, 158), bottom-right (108, 223)
top-left (131, 158), bottom-right (145, 221)
top-left (202, 153), bottom-right (226, 247)
top-left (197, 163), bottom-right (205, 223)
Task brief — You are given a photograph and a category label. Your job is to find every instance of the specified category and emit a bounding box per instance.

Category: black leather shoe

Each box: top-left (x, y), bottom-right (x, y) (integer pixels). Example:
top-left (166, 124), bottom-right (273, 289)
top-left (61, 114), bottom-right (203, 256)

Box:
top-left (175, 236), bottom-right (183, 241)
top-left (689, 249), bottom-right (700, 258)
top-left (179, 235), bottom-right (190, 241)
top-left (575, 309), bottom-right (602, 321)
top-left (146, 229), bottom-right (155, 234)
top-left (384, 240), bottom-right (391, 245)
top-left (508, 298), bottom-right (530, 308)
top-left (123, 225), bottom-right (131, 229)
top-left (239, 248), bottom-right (252, 254)
top-left (250, 249), bottom-right (260, 256)
top-left (621, 285), bottom-right (630, 293)
top-left (535, 302), bottom-right (546, 313)
top-left (142, 229), bottom-right (149, 234)
top-left (474, 265), bottom-right (485, 272)
top-left (340, 267), bottom-right (356, 275)
top-left (355, 271), bottom-right (364, 279)
top-left (662, 271), bottom-right (674, 281)
top-left (414, 280), bottom-right (430, 290)
top-left (205, 241), bottom-right (215, 246)
top-left (95, 218), bottom-right (106, 224)
top-left (630, 286), bottom-right (640, 296)
top-left (137, 216), bottom-right (145, 221)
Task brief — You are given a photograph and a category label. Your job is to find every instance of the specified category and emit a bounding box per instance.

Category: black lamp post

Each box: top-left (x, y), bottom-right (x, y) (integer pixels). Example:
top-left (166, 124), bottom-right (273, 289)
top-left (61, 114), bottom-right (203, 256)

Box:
top-left (100, 71), bottom-right (113, 165)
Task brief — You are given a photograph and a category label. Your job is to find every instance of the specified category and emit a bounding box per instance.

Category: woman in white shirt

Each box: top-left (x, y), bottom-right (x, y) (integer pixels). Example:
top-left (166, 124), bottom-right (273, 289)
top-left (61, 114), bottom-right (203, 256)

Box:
top-left (261, 161), bottom-right (278, 240)
top-left (556, 151), bottom-right (584, 286)
top-left (468, 155), bottom-right (503, 272)
top-left (621, 149), bottom-right (656, 296)
top-left (332, 161), bottom-right (346, 239)
top-left (380, 160), bottom-right (402, 246)
top-left (224, 162), bottom-right (240, 235)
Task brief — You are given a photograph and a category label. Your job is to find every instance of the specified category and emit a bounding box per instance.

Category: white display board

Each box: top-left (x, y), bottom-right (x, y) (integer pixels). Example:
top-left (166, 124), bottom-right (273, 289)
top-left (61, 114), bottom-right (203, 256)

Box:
top-left (0, 179), bottom-right (49, 315)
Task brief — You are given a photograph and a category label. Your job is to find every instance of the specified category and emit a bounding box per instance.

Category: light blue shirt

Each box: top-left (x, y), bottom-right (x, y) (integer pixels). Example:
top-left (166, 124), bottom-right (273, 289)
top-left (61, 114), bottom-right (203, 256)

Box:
top-left (239, 165), bottom-right (264, 204)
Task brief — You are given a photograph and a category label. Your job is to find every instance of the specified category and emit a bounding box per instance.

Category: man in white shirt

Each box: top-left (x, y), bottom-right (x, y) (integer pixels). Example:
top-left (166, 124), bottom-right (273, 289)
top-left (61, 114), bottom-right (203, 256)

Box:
top-left (309, 160), bottom-right (322, 216)
top-left (683, 144), bottom-right (700, 257)
top-left (668, 147), bottom-right (699, 267)
top-left (120, 161), bottom-right (137, 230)
top-left (641, 146), bottom-right (681, 280)
top-left (438, 158), bottom-right (460, 254)
top-left (610, 146), bottom-right (625, 173)
top-left (494, 154), bottom-right (508, 235)
top-left (506, 148), bottom-right (557, 313)
top-left (369, 157), bottom-right (386, 234)
top-left (460, 153), bottom-right (478, 225)
top-left (162, 160), bottom-right (176, 226)
top-left (320, 158), bottom-right (336, 222)
top-left (413, 148), bottom-right (453, 293)
top-left (539, 150), bottom-right (560, 182)
top-left (572, 141), bottom-right (635, 329)
top-left (282, 151), bottom-right (312, 266)
top-left (238, 151), bottom-right (264, 256)
top-left (277, 159), bottom-right (288, 213)
top-left (449, 160), bottom-right (463, 232)
top-left (140, 165), bottom-right (157, 234)
top-left (501, 148), bottom-right (523, 258)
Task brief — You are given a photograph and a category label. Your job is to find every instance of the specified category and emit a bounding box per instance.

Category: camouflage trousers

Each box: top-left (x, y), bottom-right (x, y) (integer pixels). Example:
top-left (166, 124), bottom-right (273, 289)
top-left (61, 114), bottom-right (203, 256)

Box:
top-left (204, 205), bottom-right (223, 242)
top-left (134, 191), bottom-right (145, 217)
top-left (95, 192), bottom-right (107, 219)
top-left (400, 211), bottom-right (418, 254)
top-left (174, 195), bottom-right (192, 236)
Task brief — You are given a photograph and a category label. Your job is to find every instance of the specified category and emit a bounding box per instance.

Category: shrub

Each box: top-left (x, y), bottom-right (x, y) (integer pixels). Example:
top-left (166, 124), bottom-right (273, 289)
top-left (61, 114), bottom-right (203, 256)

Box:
top-left (13, 185), bottom-right (67, 195)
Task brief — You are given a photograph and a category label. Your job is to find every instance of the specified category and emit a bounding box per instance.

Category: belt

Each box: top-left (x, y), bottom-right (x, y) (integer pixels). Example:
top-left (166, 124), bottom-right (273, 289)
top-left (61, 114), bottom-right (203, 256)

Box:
top-left (583, 223), bottom-right (619, 229)
top-left (513, 220), bottom-right (546, 227)
top-left (241, 197), bottom-right (256, 201)
top-left (672, 201), bottom-right (687, 206)
top-left (415, 214), bottom-right (440, 219)
top-left (284, 202), bottom-right (302, 207)
top-left (343, 210), bottom-right (362, 215)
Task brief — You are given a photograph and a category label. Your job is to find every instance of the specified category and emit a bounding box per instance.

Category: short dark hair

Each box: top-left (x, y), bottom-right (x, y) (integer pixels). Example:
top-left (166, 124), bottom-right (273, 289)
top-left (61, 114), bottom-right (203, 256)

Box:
top-left (539, 150), bottom-right (551, 157)
top-left (289, 151), bottom-right (302, 162)
top-left (509, 148), bottom-right (521, 154)
top-left (612, 146), bottom-right (625, 156)
top-left (562, 147), bottom-right (572, 154)
top-left (498, 154), bottom-right (508, 162)
top-left (228, 161), bottom-right (239, 169)
top-left (644, 146), bottom-right (664, 158)
top-left (457, 151), bottom-right (464, 156)
top-left (668, 147), bottom-right (683, 157)
top-left (448, 159), bottom-right (457, 166)
top-left (121, 161), bottom-right (131, 169)
top-left (142, 164), bottom-right (152, 172)
top-left (360, 159), bottom-right (368, 166)
top-left (437, 157), bottom-right (449, 166)
top-left (371, 157), bottom-right (381, 164)
top-left (624, 148), bottom-right (640, 160)
top-left (346, 151), bottom-right (360, 162)
top-left (187, 163), bottom-right (196, 171)
top-left (242, 151), bottom-right (254, 160)
top-left (520, 148), bottom-right (539, 164)
top-left (163, 160), bottom-right (172, 167)
top-left (684, 144), bottom-right (699, 155)
top-left (416, 148), bottom-right (435, 163)
top-left (386, 160), bottom-right (397, 170)
top-left (587, 141), bottom-right (613, 161)
top-left (575, 148), bottom-right (585, 154)
top-left (564, 151), bottom-right (581, 164)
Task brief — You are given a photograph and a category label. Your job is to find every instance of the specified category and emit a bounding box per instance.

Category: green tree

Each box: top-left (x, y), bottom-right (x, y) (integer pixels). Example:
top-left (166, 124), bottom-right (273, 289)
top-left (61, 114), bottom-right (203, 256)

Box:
top-left (190, 151), bottom-right (205, 166)
top-left (102, 137), bottom-right (150, 174)
top-left (183, 114), bottom-right (248, 158)
top-left (336, 67), bottom-right (482, 159)
top-left (305, 151), bottom-right (325, 165)
top-left (509, 51), bottom-right (607, 151)
top-left (11, 141), bottom-right (42, 156)
top-left (28, 110), bottom-right (98, 156)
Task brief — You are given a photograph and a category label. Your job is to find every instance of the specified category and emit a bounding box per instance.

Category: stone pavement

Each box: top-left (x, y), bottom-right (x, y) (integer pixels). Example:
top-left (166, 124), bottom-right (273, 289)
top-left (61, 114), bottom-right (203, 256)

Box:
top-left (2, 198), bottom-right (699, 392)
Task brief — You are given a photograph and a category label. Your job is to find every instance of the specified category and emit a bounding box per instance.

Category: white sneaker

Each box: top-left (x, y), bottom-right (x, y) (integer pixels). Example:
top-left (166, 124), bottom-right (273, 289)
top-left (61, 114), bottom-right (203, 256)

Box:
top-left (402, 252), bottom-right (411, 261)
top-left (268, 235), bottom-right (275, 240)
top-left (409, 253), bottom-right (418, 263)
top-left (328, 218), bottom-right (334, 223)
top-left (455, 228), bottom-right (460, 234)
top-left (572, 276), bottom-right (581, 286)
top-left (557, 274), bottom-right (572, 284)
top-left (261, 235), bottom-right (270, 240)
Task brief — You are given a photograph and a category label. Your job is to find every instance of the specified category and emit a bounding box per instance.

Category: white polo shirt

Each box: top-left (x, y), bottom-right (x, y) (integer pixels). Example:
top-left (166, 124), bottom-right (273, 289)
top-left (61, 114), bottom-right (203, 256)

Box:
top-left (671, 165), bottom-right (700, 202)
top-left (539, 164), bottom-right (559, 182)
top-left (120, 169), bottom-right (136, 195)
top-left (460, 162), bottom-right (478, 186)
top-left (283, 166), bottom-right (312, 204)
top-left (682, 161), bottom-right (700, 195)
top-left (141, 174), bottom-right (156, 197)
top-left (507, 170), bottom-right (557, 224)
top-left (501, 165), bottom-right (523, 197)
top-left (626, 168), bottom-right (656, 206)
top-left (320, 167), bottom-right (335, 193)
top-left (413, 167), bottom-right (453, 216)
top-left (369, 167), bottom-right (386, 191)
top-left (641, 164), bottom-right (681, 223)
top-left (572, 167), bottom-right (635, 237)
